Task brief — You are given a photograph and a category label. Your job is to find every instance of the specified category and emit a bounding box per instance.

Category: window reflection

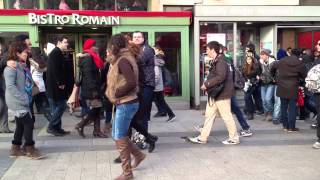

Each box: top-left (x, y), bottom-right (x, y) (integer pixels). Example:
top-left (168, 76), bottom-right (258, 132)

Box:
top-left (0, 32), bottom-right (29, 56)
top-left (82, 0), bottom-right (147, 11)
top-left (45, 0), bottom-right (79, 10)
top-left (155, 32), bottom-right (181, 96)
top-left (7, 0), bottom-right (39, 9)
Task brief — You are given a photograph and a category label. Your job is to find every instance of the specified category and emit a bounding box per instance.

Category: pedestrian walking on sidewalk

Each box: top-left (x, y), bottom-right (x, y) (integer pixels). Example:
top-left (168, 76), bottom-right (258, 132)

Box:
top-left (74, 39), bottom-right (107, 138)
top-left (153, 45), bottom-right (176, 122)
top-left (46, 36), bottom-right (70, 136)
top-left (4, 41), bottom-right (43, 159)
top-left (106, 34), bottom-right (146, 180)
top-left (187, 41), bottom-right (240, 145)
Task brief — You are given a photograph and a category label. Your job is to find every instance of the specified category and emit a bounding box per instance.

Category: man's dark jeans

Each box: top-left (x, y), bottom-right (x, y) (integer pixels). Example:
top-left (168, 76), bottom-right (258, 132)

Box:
top-left (280, 98), bottom-right (297, 129)
top-left (140, 86), bottom-right (154, 130)
top-left (231, 96), bottom-right (250, 130)
top-left (153, 91), bottom-right (174, 117)
top-left (12, 113), bottom-right (35, 146)
top-left (48, 98), bottom-right (67, 131)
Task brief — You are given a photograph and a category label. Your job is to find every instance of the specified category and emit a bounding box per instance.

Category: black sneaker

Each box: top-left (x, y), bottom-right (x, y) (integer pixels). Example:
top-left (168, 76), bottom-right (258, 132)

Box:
top-left (153, 112), bottom-right (167, 118)
top-left (47, 128), bottom-right (63, 136)
top-left (166, 115), bottom-right (176, 122)
top-left (273, 120), bottom-right (280, 125)
top-left (57, 129), bottom-right (71, 135)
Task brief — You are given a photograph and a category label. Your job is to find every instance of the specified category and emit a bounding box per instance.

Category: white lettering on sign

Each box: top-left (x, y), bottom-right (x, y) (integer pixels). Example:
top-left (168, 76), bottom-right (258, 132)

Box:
top-left (28, 13), bottom-right (120, 26)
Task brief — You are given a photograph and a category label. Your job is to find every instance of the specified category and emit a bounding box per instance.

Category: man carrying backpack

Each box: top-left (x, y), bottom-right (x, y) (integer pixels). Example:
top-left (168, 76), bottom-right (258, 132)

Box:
top-left (307, 40), bottom-right (320, 149)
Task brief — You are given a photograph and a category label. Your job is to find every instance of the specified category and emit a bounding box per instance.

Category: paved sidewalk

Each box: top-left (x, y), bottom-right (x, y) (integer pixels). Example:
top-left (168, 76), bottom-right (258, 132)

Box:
top-left (0, 110), bottom-right (319, 180)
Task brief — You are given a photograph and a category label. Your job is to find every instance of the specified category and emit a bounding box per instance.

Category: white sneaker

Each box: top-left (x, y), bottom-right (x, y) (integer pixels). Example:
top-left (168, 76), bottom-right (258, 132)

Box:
top-left (222, 139), bottom-right (240, 145)
top-left (313, 142), bottom-right (320, 149)
top-left (187, 136), bottom-right (207, 144)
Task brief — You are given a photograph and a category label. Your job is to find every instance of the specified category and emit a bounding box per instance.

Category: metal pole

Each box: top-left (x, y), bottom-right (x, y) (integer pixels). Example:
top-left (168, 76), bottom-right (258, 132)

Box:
top-left (233, 22), bottom-right (237, 66)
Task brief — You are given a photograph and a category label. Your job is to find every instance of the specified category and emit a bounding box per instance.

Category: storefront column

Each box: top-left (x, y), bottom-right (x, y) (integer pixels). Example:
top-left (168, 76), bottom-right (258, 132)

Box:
top-left (233, 22), bottom-right (237, 66)
top-left (194, 17), bottom-right (200, 108)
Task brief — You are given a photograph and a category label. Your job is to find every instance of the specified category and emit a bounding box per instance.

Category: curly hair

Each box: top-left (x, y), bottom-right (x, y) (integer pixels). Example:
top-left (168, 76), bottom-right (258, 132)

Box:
top-left (7, 41), bottom-right (28, 61)
top-left (108, 33), bottom-right (141, 60)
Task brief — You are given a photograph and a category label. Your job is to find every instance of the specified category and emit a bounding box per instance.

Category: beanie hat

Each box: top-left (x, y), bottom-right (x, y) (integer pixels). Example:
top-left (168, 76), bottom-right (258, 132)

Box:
top-left (260, 48), bottom-right (271, 56)
top-left (83, 39), bottom-right (96, 51)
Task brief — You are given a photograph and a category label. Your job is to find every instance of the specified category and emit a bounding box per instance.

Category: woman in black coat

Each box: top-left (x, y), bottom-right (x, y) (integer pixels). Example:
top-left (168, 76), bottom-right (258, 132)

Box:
top-left (74, 39), bottom-right (107, 138)
top-left (242, 56), bottom-right (261, 120)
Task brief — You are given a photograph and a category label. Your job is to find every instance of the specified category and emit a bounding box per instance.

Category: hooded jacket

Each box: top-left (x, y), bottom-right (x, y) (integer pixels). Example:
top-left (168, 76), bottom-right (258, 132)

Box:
top-left (271, 55), bottom-right (307, 99)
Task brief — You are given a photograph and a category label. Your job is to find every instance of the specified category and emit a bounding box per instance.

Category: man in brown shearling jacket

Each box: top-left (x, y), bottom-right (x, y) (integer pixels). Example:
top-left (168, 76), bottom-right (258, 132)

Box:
top-left (188, 41), bottom-right (240, 145)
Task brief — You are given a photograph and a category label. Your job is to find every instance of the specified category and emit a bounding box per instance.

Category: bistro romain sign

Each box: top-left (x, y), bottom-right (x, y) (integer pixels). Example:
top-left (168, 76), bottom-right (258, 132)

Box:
top-left (28, 13), bottom-right (120, 25)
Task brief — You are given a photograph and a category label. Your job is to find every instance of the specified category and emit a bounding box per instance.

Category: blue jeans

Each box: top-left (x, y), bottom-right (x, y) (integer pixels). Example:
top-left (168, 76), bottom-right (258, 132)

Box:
top-left (280, 98), bottom-right (297, 129)
top-left (48, 98), bottom-right (67, 130)
top-left (261, 84), bottom-right (275, 113)
top-left (112, 102), bottom-right (139, 140)
top-left (231, 96), bottom-right (250, 130)
top-left (273, 86), bottom-right (281, 121)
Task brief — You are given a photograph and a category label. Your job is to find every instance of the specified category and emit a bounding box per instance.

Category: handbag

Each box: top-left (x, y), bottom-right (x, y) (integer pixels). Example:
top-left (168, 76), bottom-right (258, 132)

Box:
top-left (207, 83), bottom-right (224, 101)
top-left (32, 84), bottom-right (40, 96)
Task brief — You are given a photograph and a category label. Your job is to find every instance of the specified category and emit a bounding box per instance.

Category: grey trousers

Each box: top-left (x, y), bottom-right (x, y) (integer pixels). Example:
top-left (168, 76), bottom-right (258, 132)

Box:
top-left (0, 94), bottom-right (9, 131)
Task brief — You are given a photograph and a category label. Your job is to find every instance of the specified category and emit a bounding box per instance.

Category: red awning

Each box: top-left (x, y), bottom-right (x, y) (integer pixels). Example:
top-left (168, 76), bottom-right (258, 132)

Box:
top-left (0, 9), bottom-right (192, 18)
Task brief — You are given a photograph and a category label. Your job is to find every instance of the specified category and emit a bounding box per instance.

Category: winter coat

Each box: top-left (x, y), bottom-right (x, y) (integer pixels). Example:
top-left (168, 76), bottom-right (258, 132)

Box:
top-left (76, 53), bottom-right (102, 100)
top-left (140, 43), bottom-right (155, 87)
top-left (154, 54), bottom-right (165, 92)
top-left (3, 63), bottom-right (30, 112)
top-left (106, 49), bottom-right (139, 104)
top-left (204, 54), bottom-right (234, 101)
top-left (271, 55), bottom-right (307, 99)
top-left (259, 57), bottom-right (276, 85)
top-left (46, 47), bottom-right (68, 100)
top-left (242, 61), bottom-right (260, 85)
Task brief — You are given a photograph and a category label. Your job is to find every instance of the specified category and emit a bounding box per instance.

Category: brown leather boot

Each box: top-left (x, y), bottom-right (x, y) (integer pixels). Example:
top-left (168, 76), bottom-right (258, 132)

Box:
top-left (25, 145), bottom-right (45, 160)
top-left (114, 137), bottom-right (133, 180)
top-left (75, 115), bottom-right (91, 138)
top-left (129, 140), bottom-right (146, 169)
top-left (9, 145), bottom-right (25, 158)
top-left (93, 116), bottom-right (108, 138)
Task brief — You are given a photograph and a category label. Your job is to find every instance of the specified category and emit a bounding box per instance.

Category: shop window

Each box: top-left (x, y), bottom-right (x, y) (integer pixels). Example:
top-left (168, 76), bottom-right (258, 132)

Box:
top-left (199, 22), bottom-right (234, 96)
top-left (45, 0), bottom-right (79, 10)
top-left (116, 0), bottom-right (147, 11)
top-left (155, 32), bottom-right (181, 96)
top-left (83, 0), bottom-right (115, 10)
top-left (6, 0), bottom-right (39, 9)
top-left (300, 0), bottom-right (320, 5)
top-left (0, 32), bottom-right (29, 55)
top-left (82, 0), bottom-right (147, 11)
top-left (163, 6), bottom-right (193, 12)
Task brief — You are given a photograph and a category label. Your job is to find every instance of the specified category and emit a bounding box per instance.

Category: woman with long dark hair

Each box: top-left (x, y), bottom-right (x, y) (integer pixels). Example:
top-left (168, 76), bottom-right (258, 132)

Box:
top-left (106, 34), bottom-right (146, 180)
top-left (242, 56), bottom-right (261, 120)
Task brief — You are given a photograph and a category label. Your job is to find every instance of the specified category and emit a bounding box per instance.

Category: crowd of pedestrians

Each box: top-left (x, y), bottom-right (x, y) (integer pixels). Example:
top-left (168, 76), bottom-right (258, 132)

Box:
top-left (1, 32), bottom-right (320, 179)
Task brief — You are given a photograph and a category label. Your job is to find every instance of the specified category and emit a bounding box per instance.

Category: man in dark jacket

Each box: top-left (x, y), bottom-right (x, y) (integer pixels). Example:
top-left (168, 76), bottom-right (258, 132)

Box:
top-left (132, 31), bottom-right (155, 130)
top-left (271, 48), bottom-right (307, 132)
top-left (188, 41), bottom-right (240, 145)
top-left (46, 36), bottom-right (69, 136)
